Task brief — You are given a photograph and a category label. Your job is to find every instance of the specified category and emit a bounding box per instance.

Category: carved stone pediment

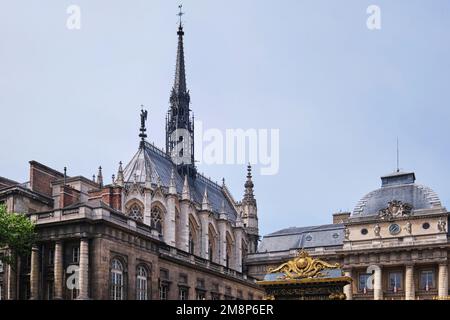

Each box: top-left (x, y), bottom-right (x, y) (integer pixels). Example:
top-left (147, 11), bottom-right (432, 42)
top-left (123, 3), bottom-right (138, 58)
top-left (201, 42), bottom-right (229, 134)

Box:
top-left (378, 200), bottom-right (413, 220)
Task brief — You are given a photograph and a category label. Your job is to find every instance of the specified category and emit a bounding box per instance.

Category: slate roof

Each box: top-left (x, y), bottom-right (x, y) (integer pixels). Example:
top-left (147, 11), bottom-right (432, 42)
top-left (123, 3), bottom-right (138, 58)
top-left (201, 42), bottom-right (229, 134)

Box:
top-left (258, 223), bottom-right (344, 253)
top-left (123, 142), bottom-right (238, 221)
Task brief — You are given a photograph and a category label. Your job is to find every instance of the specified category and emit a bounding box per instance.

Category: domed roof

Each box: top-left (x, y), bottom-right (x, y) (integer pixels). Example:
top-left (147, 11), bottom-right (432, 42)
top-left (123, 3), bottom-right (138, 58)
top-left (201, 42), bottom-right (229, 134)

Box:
top-left (352, 171), bottom-right (442, 216)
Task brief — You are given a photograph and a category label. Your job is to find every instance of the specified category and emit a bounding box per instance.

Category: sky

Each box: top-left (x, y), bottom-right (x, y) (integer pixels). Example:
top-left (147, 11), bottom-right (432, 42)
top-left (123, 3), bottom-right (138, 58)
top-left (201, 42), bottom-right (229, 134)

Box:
top-left (1, 1), bottom-right (450, 237)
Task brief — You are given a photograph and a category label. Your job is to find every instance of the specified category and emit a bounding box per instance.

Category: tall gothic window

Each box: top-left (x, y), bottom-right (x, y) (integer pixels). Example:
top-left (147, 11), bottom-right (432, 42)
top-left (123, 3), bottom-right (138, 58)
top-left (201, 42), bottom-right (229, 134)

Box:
top-left (128, 204), bottom-right (143, 222)
top-left (151, 207), bottom-right (163, 234)
top-left (189, 230), bottom-right (195, 255)
top-left (136, 266), bottom-right (148, 300)
top-left (110, 259), bottom-right (124, 300)
top-left (208, 238), bottom-right (214, 262)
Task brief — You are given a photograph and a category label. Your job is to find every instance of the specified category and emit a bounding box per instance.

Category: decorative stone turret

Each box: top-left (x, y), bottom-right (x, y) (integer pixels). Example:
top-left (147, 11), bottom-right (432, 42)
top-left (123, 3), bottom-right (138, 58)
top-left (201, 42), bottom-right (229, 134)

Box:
top-left (241, 164), bottom-right (259, 253)
top-left (96, 166), bottom-right (103, 188)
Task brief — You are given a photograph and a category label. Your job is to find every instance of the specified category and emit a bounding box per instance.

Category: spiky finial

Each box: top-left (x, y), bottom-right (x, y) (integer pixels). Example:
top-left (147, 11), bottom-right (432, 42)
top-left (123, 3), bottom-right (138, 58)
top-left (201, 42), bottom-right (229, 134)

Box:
top-left (202, 187), bottom-right (211, 211)
top-left (97, 166), bottom-right (103, 187)
top-left (116, 161), bottom-right (124, 186)
top-left (243, 163), bottom-right (256, 205)
top-left (182, 175), bottom-right (190, 200)
top-left (169, 167), bottom-right (177, 195)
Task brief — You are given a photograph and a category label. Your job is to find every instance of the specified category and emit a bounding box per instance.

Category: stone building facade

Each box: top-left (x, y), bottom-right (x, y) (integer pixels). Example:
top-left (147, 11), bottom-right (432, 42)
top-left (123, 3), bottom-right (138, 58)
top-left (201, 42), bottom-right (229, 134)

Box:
top-left (247, 171), bottom-right (449, 300)
top-left (0, 20), bottom-right (263, 300)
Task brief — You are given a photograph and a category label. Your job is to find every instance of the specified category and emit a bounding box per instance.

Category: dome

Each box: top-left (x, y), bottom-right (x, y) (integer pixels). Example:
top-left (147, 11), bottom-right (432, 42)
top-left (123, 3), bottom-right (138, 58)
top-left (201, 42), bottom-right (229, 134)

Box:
top-left (352, 171), bottom-right (443, 216)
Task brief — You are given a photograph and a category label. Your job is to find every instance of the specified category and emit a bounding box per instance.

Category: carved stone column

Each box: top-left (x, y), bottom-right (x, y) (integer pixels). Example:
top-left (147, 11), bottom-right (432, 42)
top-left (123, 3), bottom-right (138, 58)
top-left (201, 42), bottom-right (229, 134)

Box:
top-left (343, 269), bottom-right (353, 300)
top-left (405, 265), bottom-right (415, 300)
top-left (6, 263), bottom-right (16, 300)
top-left (30, 245), bottom-right (40, 300)
top-left (54, 241), bottom-right (64, 299)
top-left (373, 266), bottom-right (383, 300)
top-left (77, 238), bottom-right (89, 300)
top-left (438, 263), bottom-right (448, 298)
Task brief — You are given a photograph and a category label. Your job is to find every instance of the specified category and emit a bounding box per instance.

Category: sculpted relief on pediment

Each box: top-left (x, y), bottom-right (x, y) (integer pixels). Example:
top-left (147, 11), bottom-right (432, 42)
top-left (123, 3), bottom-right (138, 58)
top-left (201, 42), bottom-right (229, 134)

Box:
top-left (378, 200), bottom-right (413, 220)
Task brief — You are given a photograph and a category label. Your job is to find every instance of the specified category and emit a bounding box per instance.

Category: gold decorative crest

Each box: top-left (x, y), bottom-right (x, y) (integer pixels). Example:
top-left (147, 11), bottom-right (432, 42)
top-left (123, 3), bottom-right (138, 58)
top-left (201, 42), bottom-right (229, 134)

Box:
top-left (268, 250), bottom-right (340, 280)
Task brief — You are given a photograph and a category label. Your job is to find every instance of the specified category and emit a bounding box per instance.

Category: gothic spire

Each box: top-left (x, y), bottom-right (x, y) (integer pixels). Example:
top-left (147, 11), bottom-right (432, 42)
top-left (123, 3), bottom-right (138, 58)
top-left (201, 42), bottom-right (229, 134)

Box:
top-left (243, 163), bottom-right (256, 206)
top-left (174, 4), bottom-right (187, 95)
top-left (166, 5), bottom-right (196, 178)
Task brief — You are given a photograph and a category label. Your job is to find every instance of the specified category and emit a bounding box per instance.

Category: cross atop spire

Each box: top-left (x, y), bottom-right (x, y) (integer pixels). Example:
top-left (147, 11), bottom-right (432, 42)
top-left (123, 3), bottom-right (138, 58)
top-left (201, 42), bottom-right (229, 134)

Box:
top-left (177, 4), bottom-right (184, 28)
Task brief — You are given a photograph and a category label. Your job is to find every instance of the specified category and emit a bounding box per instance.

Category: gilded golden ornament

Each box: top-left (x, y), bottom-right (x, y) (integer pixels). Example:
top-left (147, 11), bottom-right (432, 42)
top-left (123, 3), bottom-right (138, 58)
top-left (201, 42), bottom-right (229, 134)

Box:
top-left (268, 250), bottom-right (340, 280)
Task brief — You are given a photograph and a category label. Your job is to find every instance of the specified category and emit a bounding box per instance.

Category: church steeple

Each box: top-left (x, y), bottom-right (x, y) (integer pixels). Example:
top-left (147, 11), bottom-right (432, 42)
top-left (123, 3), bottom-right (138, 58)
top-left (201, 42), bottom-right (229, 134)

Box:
top-left (166, 5), bottom-right (196, 178)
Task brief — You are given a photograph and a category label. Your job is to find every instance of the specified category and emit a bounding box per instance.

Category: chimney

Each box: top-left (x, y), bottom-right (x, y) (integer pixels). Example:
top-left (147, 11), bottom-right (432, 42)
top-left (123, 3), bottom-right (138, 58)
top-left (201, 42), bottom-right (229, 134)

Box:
top-left (332, 211), bottom-right (351, 224)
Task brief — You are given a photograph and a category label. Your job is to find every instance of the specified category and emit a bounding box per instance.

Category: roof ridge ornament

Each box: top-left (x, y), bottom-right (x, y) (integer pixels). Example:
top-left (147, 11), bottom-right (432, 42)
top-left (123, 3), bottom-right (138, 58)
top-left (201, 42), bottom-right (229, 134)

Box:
top-left (139, 106), bottom-right (148, 147)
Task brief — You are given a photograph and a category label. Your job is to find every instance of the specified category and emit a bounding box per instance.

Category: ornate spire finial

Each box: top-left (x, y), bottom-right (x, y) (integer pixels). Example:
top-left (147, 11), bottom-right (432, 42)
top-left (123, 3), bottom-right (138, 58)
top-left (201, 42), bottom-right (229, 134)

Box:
top-left (169, 167), bottom-right (177, 195)
top-left (112, 174), bottom-right (116, 185)
top-left (182, 174), bottom-right (190, 200)
top-left (243, 164), bottom-right (256, 206)
top-left (97, 166), bottom-right (103, 187)
top-left (63, 167), bottom-right (67, 186)
top-left (116, 161), bottom-right (124, 186)
top-left (139, 106), bottom-right (148, 147)
top-left (202, 187), bottom-right (211, 211)
top-left (177, 4), bottom-right (184, 29)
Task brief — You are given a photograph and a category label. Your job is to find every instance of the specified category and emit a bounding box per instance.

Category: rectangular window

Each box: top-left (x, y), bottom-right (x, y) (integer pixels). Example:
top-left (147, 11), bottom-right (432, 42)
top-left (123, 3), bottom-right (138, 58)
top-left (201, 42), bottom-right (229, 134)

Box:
top-left (388, 272), bottom-right (402, 292)
top-left (420, 270), bottom-right (435, 290)
top-left (236, 290), bottom-right (243, 300)
top-left (248, 292), bottom-right (254, 300)
top-left (196, 290), bottom-right (206, 300)
top-left (196, 278), bottom-right (205, 289)
top-left (358, 273), bottom-right (372, 292)
top-left (0, 283), bottom-right (3, 300)
top-left (211, 292), bottom-right (220, 300)
top-left (160, 285), bottom-right (168, 300)
top-left (0, 260), bottom-right (3, 273)
top-left (72, 247), bottom-right (80, 263)
top-left (179, 287), bottom-right (188, 300)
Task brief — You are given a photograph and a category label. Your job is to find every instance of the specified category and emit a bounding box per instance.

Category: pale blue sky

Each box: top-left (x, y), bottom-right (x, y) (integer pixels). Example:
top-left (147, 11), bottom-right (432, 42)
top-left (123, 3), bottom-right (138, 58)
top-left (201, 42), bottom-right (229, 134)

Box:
top-left (1, 1), bottom-right (449, 237)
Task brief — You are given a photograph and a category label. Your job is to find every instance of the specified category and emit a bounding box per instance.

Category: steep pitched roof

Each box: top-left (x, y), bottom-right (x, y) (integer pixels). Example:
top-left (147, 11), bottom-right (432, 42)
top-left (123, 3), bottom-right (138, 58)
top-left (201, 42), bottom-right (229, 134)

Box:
top-left (123, 142), bottom-right (238, 221)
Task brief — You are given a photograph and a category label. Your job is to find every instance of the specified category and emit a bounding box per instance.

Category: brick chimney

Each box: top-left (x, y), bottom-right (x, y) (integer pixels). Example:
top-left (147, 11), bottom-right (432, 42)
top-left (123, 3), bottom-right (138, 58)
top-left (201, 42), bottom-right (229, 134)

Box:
top-left (59, 185), bottom-right (81, 208)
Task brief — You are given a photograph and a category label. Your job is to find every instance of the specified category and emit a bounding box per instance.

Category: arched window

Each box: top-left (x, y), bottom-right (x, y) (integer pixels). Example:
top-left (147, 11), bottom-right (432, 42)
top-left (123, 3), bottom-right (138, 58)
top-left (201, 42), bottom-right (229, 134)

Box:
top-left (189, 230), bottom-right (195, 255)
top-left (136, 266), bottom-right (148, 300)
top-left (110, 259), bottom-right (124, 300)
top-left (208, 237), bottom-right (214, 262)
top-left (151, 207), bottom-right (163, 234)
top-left (126, 201), bottom-right (144, 222)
